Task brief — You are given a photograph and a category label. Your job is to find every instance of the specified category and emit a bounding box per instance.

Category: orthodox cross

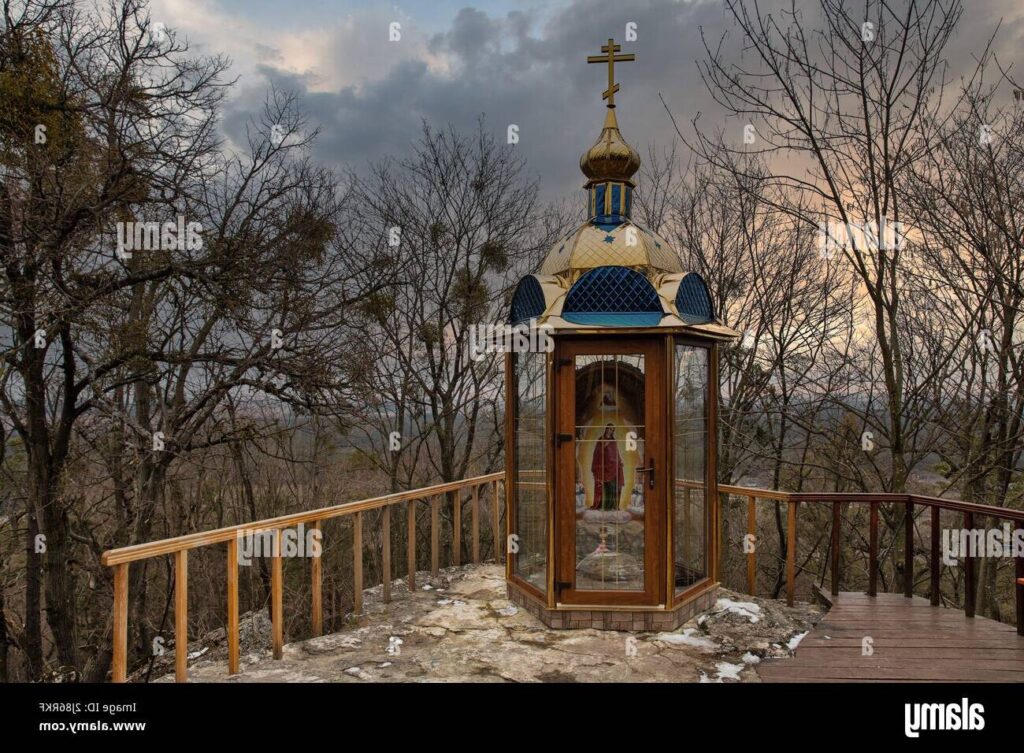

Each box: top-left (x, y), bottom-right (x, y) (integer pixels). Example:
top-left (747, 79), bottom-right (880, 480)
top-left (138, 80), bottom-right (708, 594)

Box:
top-left (587, 38), bottom-right (635, 108)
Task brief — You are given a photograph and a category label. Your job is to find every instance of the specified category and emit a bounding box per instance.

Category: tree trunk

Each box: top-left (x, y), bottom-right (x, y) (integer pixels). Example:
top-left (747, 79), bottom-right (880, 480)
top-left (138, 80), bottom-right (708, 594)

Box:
top-left (23, 504), bottom-right (43, 677)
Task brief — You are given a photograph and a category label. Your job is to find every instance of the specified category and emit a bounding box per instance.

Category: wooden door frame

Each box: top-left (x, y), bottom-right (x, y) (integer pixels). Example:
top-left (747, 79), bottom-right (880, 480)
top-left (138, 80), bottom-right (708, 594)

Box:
top-left (668, 336), bottom-right (717, 608)
top-left (554, 335), bottom-right (667, 606)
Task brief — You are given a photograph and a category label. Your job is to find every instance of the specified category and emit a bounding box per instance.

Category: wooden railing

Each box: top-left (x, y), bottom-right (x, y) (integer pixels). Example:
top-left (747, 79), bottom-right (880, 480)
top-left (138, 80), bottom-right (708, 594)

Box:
top-left (103, 474), bottom-right (1024, 682)
top-left (720, 484), bottom-right (1024, 635)
top-left (101, 473), bottom-right (505, 683)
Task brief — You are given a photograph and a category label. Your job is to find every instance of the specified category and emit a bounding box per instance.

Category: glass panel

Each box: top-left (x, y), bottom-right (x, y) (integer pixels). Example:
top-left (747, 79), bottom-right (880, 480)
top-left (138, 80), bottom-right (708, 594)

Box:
top-left (674, 345), bottom-right (708, 593)
top-left (513, 351), bottom-right (547, 591)
top-left (573, 354), bottom-right (646, 591)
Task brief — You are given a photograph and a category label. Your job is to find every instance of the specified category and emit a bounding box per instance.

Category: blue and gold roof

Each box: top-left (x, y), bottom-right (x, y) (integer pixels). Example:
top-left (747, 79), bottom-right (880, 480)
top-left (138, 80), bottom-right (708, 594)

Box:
top-left (508, 38), bottom-right (738, 339)
top-left (540, 218), bottom-right (682, 278)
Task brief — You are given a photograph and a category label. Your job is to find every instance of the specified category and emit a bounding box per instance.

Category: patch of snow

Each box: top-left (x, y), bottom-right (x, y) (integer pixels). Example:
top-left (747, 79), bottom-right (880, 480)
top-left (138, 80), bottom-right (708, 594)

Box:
top-left (715, 662), bottom-right (744, 681)
top-left (379, 662), bottom-right (392, 668)
top-left (741, 652), bottom-right (761, 664)
top-left (655, 628), bottom-right (719, 652)
top-left (787, 631), bottom-right (809, 651)
top-left (714, 598), bottom-right (762, 623)
top-left (698, 670), bottom-right (719, 683)
top-left (421, 584), bottom-right (433, 590)
top-left (343, 666), bottom-right (373, 681)
top-left (435, 598), bottom-right (466, 607)
top-left (696, 614), bottom-right (707, 625)
top-left (496, 605), bottom-right (519, 617)
top-left (187, 646), bottom-right (209, 660)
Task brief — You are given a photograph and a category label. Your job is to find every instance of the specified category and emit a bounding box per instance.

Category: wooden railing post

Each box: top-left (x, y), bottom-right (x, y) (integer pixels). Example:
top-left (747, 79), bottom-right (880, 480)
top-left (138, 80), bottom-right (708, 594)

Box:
top-left (353, 511), bottom-right (363, 616)
top-left (112, 563), bottom-right (129, 683)
top-left (492, 480), bottom-right (502, 563)
top-left (175, 550), bottom-right (188, 683)
top-left (746, 495), bottom-right (756, 596)
top-left (830, 501), bottom-right (841, 596)
top-left (930, 505), bottom-right (940, 607)
top-left (453, 490), bottom-right (462, 567)
top-left (786, 499), bottom-right (796, 607)
top-left (1017, 575), bottom-right (1024, 637)
top-left (472, 485), bottom-right (481, 564)
top-left (964, 511), bottom-right (975, 618)
top-left (272, 529), bottom-right (283, 659)
top-left (868, 501), bottom-right (879, 597)
top-left (227, 537), bottom-right (240, 674)
top-left (904, 498), bottom-right (914, 597)
top-left (381, 506), bottom-right (391, 603)
top-left (407, 500), bottom-right (417, 590)
top-left (310, 521), bottom-right (323, 635)
top-left (1015, 524), bottom-right (1023, 636)
top-left (431, 496), bottom-right (440, 576)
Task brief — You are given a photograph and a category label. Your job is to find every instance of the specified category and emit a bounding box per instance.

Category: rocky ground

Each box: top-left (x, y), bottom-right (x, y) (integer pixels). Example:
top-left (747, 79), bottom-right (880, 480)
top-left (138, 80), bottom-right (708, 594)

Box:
top-left (152, 563), bottom-right (822, 683)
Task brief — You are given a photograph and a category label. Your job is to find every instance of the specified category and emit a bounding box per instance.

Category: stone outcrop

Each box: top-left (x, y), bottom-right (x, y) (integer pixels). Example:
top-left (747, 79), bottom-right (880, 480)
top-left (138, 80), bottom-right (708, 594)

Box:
top-left (155, 564), bottom-right (821, 683)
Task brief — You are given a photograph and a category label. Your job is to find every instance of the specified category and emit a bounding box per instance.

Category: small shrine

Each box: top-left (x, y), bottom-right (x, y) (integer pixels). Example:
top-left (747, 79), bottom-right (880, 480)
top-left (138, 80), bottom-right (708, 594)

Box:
top-left (504, 38), bottom-right (740, 629)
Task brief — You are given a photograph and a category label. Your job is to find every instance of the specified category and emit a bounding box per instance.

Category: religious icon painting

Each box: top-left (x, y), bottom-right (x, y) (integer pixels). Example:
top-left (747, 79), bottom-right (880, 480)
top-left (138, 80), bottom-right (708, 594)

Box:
top-left (573, 355), bottom-right (645, 516)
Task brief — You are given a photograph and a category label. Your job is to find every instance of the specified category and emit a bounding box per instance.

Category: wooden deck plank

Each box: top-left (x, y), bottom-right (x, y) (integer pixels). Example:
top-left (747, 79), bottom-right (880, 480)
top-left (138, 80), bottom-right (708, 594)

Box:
top-left (759, 591), bottom-right (1024, 683)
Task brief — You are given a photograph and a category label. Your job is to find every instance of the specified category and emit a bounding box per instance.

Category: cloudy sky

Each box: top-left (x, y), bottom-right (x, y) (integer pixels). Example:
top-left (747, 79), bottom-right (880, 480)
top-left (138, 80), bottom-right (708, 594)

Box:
top-left (148, 0), bottom-right (1024, 201)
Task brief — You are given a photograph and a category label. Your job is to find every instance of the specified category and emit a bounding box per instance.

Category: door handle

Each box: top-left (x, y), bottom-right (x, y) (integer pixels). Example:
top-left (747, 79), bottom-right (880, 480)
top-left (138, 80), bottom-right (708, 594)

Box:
top-left (635, 458), bottom-right (656, 489)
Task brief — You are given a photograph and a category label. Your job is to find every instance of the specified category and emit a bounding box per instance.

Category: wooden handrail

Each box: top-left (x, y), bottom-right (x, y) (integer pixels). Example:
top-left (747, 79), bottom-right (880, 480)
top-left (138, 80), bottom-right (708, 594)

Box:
top-left (104, 472), bottom-right (505, 682)
top-left (720, 484), bottom-right (1024, 636)
top-left (101, 472), bottom-right (503, 566)
top-left (718, 483), bottom-right (790, 501)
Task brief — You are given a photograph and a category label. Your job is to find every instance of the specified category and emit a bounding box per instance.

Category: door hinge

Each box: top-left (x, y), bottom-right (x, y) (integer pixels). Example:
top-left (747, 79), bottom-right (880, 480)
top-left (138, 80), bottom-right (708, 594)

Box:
top-left (556, 432), bottom-right (573, 446)
top-left (555, 580), bottom-right (572, 593)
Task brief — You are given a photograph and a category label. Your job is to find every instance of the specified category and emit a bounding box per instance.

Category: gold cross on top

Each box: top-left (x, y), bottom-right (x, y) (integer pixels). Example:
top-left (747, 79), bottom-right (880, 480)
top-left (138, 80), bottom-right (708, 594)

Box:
top-left (587, 38), bottom-right (635, 108)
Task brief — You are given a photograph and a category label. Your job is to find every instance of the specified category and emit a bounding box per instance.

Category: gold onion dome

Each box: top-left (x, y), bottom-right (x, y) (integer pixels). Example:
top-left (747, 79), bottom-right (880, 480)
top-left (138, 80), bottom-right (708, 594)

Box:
top-left (579, 107), bottom-right (641, 186)
top-left (508, 37), bottom-right (734, 337)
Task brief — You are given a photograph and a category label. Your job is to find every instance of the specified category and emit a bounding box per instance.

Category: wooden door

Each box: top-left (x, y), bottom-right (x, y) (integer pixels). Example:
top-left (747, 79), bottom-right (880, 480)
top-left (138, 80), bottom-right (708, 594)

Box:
top-left (554, 337), bottom-right (666, 606)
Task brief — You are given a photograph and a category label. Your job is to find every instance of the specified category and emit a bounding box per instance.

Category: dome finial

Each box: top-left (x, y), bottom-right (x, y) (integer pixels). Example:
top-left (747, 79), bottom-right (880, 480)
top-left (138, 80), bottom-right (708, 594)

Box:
top-left (581, 38), bottom-right (640, 187)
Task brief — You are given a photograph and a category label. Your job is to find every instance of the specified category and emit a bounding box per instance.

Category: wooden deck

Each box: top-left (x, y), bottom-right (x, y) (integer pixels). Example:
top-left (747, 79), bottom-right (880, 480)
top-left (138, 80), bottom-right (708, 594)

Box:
top-left (758, 592), bottom-right (1024, 682)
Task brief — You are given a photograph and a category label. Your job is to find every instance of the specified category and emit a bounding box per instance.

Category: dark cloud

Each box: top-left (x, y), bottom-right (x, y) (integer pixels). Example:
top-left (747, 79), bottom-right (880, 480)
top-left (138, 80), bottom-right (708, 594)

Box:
top-left (218, 0), bottom-right (1024, 202)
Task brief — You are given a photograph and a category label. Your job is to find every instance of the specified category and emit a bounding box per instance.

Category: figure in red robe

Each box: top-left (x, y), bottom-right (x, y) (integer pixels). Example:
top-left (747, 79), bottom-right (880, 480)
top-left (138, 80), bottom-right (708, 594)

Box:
top-left (591, 424), bottom-right (624, 510)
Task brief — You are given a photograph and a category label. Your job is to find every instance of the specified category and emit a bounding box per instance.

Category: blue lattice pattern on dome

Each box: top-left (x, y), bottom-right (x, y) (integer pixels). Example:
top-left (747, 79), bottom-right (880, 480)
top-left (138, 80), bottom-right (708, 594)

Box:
top-left (563, 266), bottom-right (663, 326)
top-left (509, 275), bottom-right (546, 324)
top-left (675, 273), bottom-right (715, 322)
